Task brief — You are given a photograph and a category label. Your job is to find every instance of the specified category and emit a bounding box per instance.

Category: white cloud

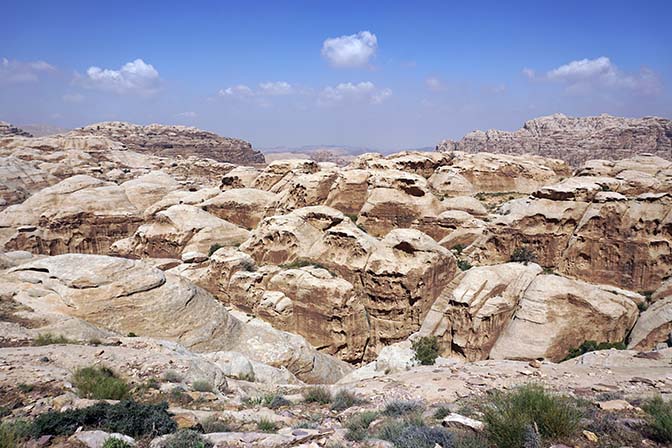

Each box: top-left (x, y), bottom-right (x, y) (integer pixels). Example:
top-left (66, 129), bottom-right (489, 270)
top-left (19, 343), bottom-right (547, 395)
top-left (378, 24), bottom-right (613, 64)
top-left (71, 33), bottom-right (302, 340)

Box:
top-left (526, 57), bottom-right (662, 95)
top-left (218, 84), bottom-right (254, 97)
top-left (318, 81), bottom-right (391, 105)
top-left (425, 77), bottom-right (445, 91)
top-left (321, 31), bottom-right (378, 68)
top-left (259, 81), bottom-right (294, 95)
top-left (0, 57), bottom-right (56, 83)
top-left (84, 59), bottom-right (160, 94)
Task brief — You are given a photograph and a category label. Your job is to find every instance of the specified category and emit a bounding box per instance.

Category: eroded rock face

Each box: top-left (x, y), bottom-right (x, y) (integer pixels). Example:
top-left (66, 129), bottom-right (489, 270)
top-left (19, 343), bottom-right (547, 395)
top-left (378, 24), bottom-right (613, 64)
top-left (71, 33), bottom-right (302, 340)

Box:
top-left (438, 114), bottom-right (672, 166)
top-left (420, 263), bottom-right (542, 361)
top-left (490, 274), bottom-right (638, 361)
top-left (201, 189), bottom-right (278, 229)
top-left (0, 121), bottom-right (32, 137)
top-left (0, 156), bottom-right (56, 209)
top-left (472, 191), bottom-right (672, 292)
top-left (3, 254), bottom-right (350, 383)
top-left (238, 206), bottom-right (457, 360)
top-left (71, 121), bottom-right (265, 165)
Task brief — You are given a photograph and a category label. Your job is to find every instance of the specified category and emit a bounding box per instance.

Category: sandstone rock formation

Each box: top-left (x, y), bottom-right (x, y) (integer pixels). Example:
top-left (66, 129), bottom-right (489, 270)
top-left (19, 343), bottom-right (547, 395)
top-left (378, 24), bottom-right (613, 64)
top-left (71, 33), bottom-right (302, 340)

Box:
top-left (0, 121), bottom-right (32, 137)
top-left (3, 254), bottom-right (350, 383)
top-left (71, 121), bottom-right (265, 165)
top-left (438, 114), bottom-right (672, 166)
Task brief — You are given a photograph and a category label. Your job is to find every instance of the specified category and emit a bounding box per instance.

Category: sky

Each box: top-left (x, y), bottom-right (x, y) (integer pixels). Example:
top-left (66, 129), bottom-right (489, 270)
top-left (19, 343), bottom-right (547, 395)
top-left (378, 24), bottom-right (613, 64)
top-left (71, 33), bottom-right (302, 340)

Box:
top-left (1, 0), bottom-right (671, 150)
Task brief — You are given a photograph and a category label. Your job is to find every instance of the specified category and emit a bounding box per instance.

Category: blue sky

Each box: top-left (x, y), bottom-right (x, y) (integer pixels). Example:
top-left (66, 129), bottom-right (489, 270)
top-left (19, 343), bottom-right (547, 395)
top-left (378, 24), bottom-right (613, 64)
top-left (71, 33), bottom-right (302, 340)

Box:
top-left (1, 0), bottom-right (671, 149)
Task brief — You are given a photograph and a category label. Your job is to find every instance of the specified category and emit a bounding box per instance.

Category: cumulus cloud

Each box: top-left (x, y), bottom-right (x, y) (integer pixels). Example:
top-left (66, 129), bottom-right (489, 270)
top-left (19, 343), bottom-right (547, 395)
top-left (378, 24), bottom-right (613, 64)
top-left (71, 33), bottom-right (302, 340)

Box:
top-left (526, 57), bottom-right (662, 95)
top-left (0, 57), bottom-right (56, 83)
top-left (318, 81), bottom-right (391, 105)
top-left (219, 81), bottom-right (296, 98)
top-left (218, 84), bottom-right (254, 97)
top-left (321, 31), bottom-right (378, 68)
top-left (259, 81), bottom-right (294, 95)
top-left (83, 59), bottom-right (160, 94)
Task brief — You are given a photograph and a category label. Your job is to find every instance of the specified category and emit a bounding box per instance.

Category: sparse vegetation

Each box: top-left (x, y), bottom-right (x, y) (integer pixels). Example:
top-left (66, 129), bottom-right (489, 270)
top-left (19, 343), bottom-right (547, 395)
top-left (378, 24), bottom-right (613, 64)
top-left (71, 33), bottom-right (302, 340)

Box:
top-left (33, 333), bottom-right (73, 346)
top-left (256, 418), bottom-right (277, 433)
top-left (164, 429), bottom-right (213, 448)
top-left (643, 395), bottom-right (672, 443)
top-left (88, 337), bottom-right (102, 346)
top-left (480, 384), bottom-right (581, 448)
top-left (451, 244), bottom-right (465, 255)
top-left (208, 243), bottom-right (224, 257)
top-left (72, 366), bottom-right (129, 400)
top-left (433, 405), bottom-right (452, 420)
top-left (243, 393), bottom-right (290, 409)
top-left (303, 386), bottom-right (332, 404)
top-left (331, 389), bottom-right (365, 411)
top-left (200, 416), bottom-right (231, 433)
top-left (345, 410), bottom-right (379, 441)
top-left (412, 336), bottom-right (440, 366)
top-left (30, 400), bottom-right (176, 438)
top-left (563, 340), bottom-right (626, 361)
top-left (383, 399), bottom-right (425, 417)
top-left (0, 420), bottom-right (30, 448)
top-left (345, 213), bottom-right (359, 223)
top-left (377, 414), bottom-right (453, 448)
top-left (127, 332), bottom-right (137, 337)
top-left (510, 247), bottom-right (537, 264)
top-left (191, 380), bottom-right (213, 392)
top-left (17, 383), bottom-right (33, 393)
top-left (163, 369), bottom-right (183, 383)
top-left (102, 438), bottom-right (133, 448)
top-left (457, 259), bottom-right (472, 271)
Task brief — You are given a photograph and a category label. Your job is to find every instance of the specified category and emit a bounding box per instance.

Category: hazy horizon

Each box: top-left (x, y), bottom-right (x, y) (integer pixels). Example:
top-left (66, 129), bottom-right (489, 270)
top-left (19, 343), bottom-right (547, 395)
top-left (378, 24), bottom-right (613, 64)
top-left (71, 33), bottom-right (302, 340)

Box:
top-left (2, 0), bottom-right (671, 149)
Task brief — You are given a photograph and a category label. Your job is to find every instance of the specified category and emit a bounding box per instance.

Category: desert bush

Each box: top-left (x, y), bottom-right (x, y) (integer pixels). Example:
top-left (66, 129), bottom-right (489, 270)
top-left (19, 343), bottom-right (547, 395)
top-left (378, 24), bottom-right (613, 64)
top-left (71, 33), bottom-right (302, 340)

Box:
top-left (345, 411), bottom-right (379, 441)
top-left (164, 429), bottom-right (213, 448)
top-left (163, 369), bottom-right (183, 383)
top-left (257, 418), bottom-right (277, 433)
top-left (563, 340), bottom-right (626, 361)
top-left (0, 420), bottom-right (30, 448)
top-left (72, 366), bottom-right (129, 400)
top-left (208, 243), bottom-right (224, 257)
top-left (33, 333), bottom-right (73, 346)
top-left (191, 380), bottom-right (213, 392)
top-left (127, 332), bottom-right (137, 337)
top-left (331, 390), bottom-right (365, 411)
top-left (510, 247), bottom-right (537, 264)
top-left (452, 244), bottom-right (465, 255)
top-left (303, 386), bottom-right (332, 404)
top-left (267, 394), bottom-right (291, 409)
top-left (383, 400), bottom-right (425, 417)
top-left (643, 395), bottom-right (672, 443)
top-left (102, 438), bottom-right (133, 448)
top-left (457, 259), bottom-right (472, 271)
top-left (481, 384), bottom-right (581, 448)
top-left (433, 405), bottom-right (452, 420)
top-left (200, 416), bottom-right (231, 433)
top-left (31, 400), bottom-right (176, 438)
top-left (377, 414), bottom-right (452, 448)
top-left (412, 336), bottom-right (440, 366)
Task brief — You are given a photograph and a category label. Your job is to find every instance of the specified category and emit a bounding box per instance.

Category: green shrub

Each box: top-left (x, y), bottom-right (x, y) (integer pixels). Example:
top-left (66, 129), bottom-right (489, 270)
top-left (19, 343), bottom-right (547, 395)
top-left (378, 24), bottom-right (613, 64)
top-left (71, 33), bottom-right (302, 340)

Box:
top-left (208, 243), bottom-right (224, 257)
top-left (163, 369), bottom-right (183, 383)
top-left (412, 336), bottom-right (440, 366)
top-left (88, 337), bottom-right (102, 346)
top-left (563, 340), bottom-right (626, 361)
top-left (303, 386), bottom-right (332, 404)
top-left (33, 333), bottom-right (73, 346)
top-left (481, 384), bottom-right (581, 448)
top-left (330, 390), bottom-right (365, 411)
top-left (345, 411), bottom-right (379, 441)
top-left (192, 380), bottom-right (213, 392)
top-left (643, 395), bottom-right (672, 443)
top-left (267, 394), bottom-right (291, 409)
top-left (257, 418), bottom-right (277, 433)
top-left (510, 247), bottom-right (537, 264)
top-left (31, 400), bottom-right (176, 438)
top-left (457, 259), bottom-right (472, 271)
top-left (164, 429), bottom-right (213, 448)
top-left (0, 420), bottom-right (31, 448)
top-left (200, 416), bottom-right (231, 433)
top-left (384, 424), bottom-right (453, 448)
top-left (452, 244), bottom-right (466, 255)
top-left (433, 406), bottom-right (451, 420)
top-left (73, 366), bottom-right (129, 400)
top-left (383, 400), bottom-right (425, 417)
top-left (102, 438), bottom-right (133, 448)
top-left (18, 383), bottom-right (33, 393)
top-left (127, 332), bottom-right (137, 337)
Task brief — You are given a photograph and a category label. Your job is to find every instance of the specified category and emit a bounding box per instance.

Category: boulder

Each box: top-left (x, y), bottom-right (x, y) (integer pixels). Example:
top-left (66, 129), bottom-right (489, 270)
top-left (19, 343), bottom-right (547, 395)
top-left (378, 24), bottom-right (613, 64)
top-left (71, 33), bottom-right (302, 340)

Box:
top-left (201, 188), bottom-right (278, 229)
top-left (490, 274), bottom-right (638, 361)
top-left (628, 296), bottom-right (672, 351)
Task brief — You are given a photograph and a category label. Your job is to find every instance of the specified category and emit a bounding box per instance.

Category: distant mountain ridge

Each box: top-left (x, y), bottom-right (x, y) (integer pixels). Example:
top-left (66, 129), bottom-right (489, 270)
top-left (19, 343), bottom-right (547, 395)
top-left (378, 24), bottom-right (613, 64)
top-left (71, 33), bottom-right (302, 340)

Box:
top-left (437, 113), bottom-right (672, 166)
